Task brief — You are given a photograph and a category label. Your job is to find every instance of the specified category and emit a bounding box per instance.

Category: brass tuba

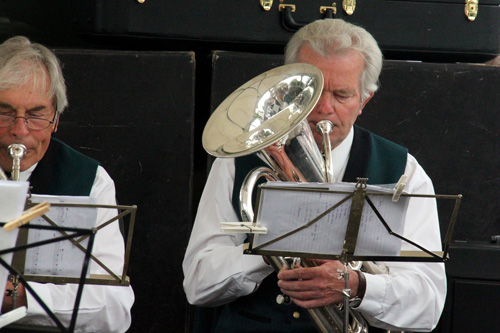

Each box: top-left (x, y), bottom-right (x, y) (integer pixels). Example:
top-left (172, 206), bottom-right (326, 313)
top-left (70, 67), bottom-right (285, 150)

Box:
top-left (202, 63), bottom-right (368, 333)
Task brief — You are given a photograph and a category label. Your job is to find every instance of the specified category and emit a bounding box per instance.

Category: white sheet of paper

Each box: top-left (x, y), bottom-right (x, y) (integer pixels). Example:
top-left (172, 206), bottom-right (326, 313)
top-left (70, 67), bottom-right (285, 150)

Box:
top-left (25, 195), bottom-right (97, 278)
top-left (254, 181), bottom-right (409, 257)
top-left (0, 180), bottom-right (29, 312)
top-left (0, 180), bottom-right (29, 222)
top-left (0, 306), bottom-right (26, 328)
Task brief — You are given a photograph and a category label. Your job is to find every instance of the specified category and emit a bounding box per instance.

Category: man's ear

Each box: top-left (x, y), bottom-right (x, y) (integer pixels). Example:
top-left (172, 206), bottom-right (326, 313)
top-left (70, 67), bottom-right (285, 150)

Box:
top-left (358, 92), bottom-right (374, 115)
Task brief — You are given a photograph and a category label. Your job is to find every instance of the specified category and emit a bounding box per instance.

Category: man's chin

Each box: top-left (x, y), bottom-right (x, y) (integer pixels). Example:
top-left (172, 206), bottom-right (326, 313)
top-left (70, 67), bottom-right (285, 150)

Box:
top-left (19, 159), bottom-right (36, 172)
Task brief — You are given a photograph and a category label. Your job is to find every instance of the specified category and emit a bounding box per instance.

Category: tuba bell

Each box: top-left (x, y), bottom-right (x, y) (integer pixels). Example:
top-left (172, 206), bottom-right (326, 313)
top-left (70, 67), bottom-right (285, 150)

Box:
top-left (202, 63), bottom-right (368, 333)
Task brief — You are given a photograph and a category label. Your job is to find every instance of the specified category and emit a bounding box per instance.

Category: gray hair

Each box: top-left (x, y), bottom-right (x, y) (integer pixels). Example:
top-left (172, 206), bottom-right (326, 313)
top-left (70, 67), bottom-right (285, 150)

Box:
top-left (0, 36), bottom-right (68, 114)
top-left (285, 19), bottom-right (383, 102)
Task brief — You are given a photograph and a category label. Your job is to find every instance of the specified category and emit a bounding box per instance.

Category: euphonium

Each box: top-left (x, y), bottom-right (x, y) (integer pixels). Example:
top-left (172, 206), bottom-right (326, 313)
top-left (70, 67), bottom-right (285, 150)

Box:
top-left (202, 64), bottom-right (368, 333)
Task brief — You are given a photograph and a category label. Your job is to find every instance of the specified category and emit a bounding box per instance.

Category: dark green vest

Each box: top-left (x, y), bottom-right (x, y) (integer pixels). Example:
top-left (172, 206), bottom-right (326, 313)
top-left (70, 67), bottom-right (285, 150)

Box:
top-left (197, 126), bottom-right (407, 332)
top-left (29, 137), bottom-right (100, 196)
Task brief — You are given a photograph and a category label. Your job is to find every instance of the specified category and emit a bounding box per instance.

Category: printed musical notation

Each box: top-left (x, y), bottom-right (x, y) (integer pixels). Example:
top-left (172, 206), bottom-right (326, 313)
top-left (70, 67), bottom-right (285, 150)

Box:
top-left (254, 181), bottom-right (409, 257)
top-left (25, 195), bottom-right (97, 278)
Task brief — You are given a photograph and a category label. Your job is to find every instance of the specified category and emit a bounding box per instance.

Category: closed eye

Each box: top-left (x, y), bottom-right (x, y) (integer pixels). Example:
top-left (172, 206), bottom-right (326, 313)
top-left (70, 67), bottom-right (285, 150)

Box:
top-left (26, 106), bottom-right (48, 119)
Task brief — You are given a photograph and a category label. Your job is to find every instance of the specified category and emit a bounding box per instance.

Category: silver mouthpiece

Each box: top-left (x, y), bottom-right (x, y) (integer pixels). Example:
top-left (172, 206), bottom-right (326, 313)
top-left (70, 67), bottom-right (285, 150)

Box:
top-left (8, 144), bottom-right (27, 181)
top-left (315, 120), bottom-right (335, 182)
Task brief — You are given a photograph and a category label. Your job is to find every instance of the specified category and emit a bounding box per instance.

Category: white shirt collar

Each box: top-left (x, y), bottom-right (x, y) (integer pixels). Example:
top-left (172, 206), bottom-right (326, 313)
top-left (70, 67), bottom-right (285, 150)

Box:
top-left (330, 126), bottom-right (354, 182)
top-left (17, 163), bottom-right (37, 182)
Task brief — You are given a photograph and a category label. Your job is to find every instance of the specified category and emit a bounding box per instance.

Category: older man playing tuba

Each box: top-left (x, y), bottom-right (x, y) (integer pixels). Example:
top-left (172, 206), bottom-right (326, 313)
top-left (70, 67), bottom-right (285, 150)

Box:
top-left (183, 19), bottom-right (446, 332)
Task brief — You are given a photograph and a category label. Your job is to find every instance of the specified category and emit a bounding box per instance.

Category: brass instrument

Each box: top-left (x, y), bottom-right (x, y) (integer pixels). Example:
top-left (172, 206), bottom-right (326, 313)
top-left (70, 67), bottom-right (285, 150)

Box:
top-left (8, 143), bottom-right (26, 181)
top-left (0, 144), bottom-right (26, 181)
top-left (202, 64), bottom-right (367, 333)
top-left (1, 144), bottom-right (26, 309)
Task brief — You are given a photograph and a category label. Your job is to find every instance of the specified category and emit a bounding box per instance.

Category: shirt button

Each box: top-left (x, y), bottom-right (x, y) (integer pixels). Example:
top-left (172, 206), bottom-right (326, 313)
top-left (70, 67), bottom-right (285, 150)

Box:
top-left (293, 311), bottom-right (300, 319)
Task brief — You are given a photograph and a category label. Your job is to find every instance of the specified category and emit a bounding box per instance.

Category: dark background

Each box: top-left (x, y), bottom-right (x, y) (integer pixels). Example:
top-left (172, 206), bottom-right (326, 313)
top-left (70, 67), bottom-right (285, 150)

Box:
top-left (1, 1), bottom-right (500, 332)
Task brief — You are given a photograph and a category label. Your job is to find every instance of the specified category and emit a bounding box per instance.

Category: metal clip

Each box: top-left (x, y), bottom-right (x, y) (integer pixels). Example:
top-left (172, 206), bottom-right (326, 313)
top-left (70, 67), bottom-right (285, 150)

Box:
top-left (320, 4), bottom-right (337, 15)
top-left (465, 0), bottom-right (478, 21)
top-left (279, 3), bottom-right (296, 12)
top-left (260, 0), bottom-right (273, 11)
top-left (343, 0), bottom-right (356, 15)
top-left (392, 175), bottom-right (407, 202)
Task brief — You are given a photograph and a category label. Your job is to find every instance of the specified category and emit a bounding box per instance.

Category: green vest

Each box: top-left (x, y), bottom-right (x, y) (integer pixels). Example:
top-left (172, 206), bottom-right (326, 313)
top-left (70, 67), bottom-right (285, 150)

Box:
top-left (29, 137), bottom-right (100, 196)
top-left (196, 126), bottom-right (408, 332)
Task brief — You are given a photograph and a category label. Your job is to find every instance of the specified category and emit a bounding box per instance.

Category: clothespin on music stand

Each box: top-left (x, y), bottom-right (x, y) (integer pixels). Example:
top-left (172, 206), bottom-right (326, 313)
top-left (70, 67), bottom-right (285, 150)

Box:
top-left (3, 201), bottom-right (50, 231)
top-left (392, 175), bottom-right (407, 202)
top-left (220, 222), bottom-right (268, 234)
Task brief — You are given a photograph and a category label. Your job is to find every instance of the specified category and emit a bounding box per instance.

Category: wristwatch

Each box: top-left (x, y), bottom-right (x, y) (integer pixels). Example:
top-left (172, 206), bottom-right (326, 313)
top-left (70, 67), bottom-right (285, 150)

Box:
top-left (349, 270), bottom-right (366, 308)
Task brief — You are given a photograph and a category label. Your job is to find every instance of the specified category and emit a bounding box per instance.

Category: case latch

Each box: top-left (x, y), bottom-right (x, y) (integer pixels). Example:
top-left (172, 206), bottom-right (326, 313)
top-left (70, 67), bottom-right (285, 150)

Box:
top-left (465, 0), bottom-right (478, 21)
top-left (343, 0), bottom-right (356, 15)
top-left (279, 3), bottom-right (296, 12)
top-left (260, 0), bottom-right (273, 11)
top-left (320, 3), bottom-right (337, 16)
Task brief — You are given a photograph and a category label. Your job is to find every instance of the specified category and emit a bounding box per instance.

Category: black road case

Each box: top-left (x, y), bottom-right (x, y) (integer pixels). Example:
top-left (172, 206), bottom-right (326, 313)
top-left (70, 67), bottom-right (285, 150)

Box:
top-left (74, 0), bottom-right (500, 62)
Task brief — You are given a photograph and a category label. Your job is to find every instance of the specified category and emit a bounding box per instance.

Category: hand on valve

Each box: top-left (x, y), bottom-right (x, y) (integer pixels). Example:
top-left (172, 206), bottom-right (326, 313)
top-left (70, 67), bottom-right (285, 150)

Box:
top-left (2, 278), bottom-right (27, 313)
top-left (277, 259), bottom-right (362, 308)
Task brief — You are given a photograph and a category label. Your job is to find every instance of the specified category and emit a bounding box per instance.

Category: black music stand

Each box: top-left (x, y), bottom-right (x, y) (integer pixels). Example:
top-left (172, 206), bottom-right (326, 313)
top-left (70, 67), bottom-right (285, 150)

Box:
top-left (239, 177), bottom-right (461, 333)
top-left (245, 178), bottom-right (461, 263)
top-left (17, 200), bottom-right (137, 287)
top-left (0, 222), bottom-right (96, 333)
top-left (0, 200), bottom-right (137, 332)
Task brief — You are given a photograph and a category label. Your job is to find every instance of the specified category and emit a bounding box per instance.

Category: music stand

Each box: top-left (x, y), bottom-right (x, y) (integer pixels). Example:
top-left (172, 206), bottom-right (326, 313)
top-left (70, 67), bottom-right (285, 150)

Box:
top-left (15, 199), bottom-right (137, 287)
top-left (237, 178), bottom-right (461, 333)
top-left (244, 178), bottom-right (461, 263)
top-left (0, 222), bottom-right (96, 332)
top-left (1, 198), bottom-right (137, 332)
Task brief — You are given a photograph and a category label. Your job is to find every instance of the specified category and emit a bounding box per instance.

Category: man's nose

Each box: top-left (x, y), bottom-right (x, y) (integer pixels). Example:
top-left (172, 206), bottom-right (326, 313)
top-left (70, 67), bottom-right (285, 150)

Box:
top-left (314, 93), bottom-right (335, 115)
top-left (9, 117), bottom-right (30, 136)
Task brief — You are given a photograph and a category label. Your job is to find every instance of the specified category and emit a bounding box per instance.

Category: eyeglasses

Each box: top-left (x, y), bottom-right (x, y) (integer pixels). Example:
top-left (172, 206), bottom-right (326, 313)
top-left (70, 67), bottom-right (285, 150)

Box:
top-left (0, 114), bottom-right (57, 130)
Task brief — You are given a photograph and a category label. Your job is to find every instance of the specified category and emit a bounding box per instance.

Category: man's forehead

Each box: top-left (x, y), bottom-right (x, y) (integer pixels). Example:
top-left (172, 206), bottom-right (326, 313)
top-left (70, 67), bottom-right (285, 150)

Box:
top-left (0, 85), bottom-right (54, 112)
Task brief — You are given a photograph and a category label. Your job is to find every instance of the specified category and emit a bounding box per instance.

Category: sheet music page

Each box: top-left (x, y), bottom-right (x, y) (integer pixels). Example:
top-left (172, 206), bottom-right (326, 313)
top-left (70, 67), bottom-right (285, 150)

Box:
top-left (0, 180), bottom-right (29, 311)
top-left (26, 195), bottom-right (97, 278)
top-left (254, 181), bottom-right (409, 257)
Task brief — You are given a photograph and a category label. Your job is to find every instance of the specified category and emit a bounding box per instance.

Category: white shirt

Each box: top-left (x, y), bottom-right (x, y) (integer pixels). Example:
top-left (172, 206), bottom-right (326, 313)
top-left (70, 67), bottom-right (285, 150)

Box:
top-left (182, 128), bottom-right (446, 332)
top-left (17, 165), bottom-right (135, 333)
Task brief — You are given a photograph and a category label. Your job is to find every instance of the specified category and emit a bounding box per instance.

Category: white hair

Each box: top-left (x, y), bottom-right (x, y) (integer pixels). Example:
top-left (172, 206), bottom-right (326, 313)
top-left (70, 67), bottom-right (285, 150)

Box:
top-left (0, 36), bottom-right (68, 114)
top-left (285, 19), bottom-right (383, 102)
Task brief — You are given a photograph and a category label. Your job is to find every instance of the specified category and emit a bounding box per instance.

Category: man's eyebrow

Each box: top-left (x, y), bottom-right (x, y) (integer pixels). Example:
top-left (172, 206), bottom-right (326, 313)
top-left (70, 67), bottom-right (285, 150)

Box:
top-left (334, 88), bottom-right (356, 95)
top-left (26, 105), bottom-right (47, 113)
top-left (0, 103), bottom-right (47, 113)
top-left (0, 102), bottom-right (15, 110)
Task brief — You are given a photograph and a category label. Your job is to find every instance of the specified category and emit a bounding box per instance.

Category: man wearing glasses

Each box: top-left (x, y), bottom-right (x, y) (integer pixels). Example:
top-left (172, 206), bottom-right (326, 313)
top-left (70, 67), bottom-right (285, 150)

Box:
top-left (0, 36), bottom-right (134, 332)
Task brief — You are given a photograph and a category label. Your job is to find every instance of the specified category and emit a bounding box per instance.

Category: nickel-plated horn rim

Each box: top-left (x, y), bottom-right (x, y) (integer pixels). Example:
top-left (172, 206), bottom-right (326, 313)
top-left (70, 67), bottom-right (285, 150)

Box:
top-left (202, 63), bottom-right (324, 158)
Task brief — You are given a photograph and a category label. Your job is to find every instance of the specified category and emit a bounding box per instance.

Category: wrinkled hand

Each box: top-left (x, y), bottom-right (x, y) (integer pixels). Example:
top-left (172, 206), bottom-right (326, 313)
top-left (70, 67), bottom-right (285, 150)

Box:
top-left (277, 259), bottom-right (359, 309)
top-left (2, 280), bottom-right (27, 313)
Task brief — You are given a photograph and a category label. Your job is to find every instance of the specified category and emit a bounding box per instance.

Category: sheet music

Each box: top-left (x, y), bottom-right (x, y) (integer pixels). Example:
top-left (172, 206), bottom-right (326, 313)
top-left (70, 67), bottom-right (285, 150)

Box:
top-left (26, 195), bottom-right (97, 278)
top-left (254, 181), bottom-right (409, 257)
top-left (0, 180), bottom-right (29, 311)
